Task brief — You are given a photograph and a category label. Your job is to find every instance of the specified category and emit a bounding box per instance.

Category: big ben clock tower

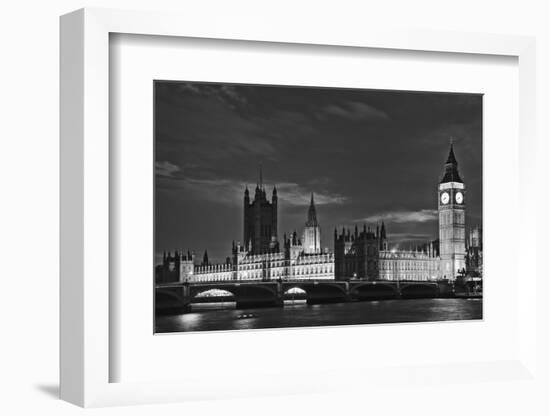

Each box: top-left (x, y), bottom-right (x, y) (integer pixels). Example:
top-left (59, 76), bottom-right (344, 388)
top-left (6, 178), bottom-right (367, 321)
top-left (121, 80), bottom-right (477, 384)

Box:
top-left (438, 143), bottom-right (466, 280)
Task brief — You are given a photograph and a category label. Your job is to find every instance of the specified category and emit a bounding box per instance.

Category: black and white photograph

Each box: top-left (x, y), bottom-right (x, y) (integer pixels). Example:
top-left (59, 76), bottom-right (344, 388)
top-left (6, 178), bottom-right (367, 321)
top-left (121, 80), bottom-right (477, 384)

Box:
top-left (154, 81), bottom-right (483, 333)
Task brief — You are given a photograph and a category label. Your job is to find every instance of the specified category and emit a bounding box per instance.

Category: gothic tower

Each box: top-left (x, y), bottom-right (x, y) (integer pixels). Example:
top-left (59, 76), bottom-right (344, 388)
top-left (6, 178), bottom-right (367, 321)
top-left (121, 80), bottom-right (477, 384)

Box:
top-left (243, 168), bottom-right (279, 254)
top-left (438, 142), bottom-right (466, 279)
top-left (302, 193), bottom-right (321, 254)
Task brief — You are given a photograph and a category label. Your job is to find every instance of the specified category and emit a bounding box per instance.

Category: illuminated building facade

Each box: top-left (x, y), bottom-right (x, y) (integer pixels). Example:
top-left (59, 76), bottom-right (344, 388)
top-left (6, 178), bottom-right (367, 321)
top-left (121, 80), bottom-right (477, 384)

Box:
top-left (158, 184), bottom-right (334, 283)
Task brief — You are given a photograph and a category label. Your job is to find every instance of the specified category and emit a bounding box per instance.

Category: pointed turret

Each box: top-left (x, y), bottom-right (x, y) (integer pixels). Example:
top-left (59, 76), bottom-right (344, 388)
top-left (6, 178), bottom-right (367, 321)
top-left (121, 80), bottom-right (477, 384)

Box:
top-left (440, 141), bottom-right (463, 184)
top-left (202, 249), bottom-right (209, 265)
top-left (306, 192), bottom-right (318, 227)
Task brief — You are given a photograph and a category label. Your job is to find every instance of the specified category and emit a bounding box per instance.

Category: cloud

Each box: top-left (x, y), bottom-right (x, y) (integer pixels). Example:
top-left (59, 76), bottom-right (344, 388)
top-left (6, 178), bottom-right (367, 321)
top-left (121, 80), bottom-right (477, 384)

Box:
top-left (356, 209), bottom-right (437, 224)
top-left (323, 101), bottom-right (389, 121)
top-left (157, 175), bottom-right (347, 207)
top-left (276, 182), bottom-right (348, 206)
top-left (229, 135), bottom-right (277, 158)
top-left (155, 161), bottom-right (180, 177)
top-left (219, 85), bottom-right (247, 105)
top-left (176, 83), bottom-right (202, 94)
top-left (176, 82), bottom-right (247, 108)
top-left (157, 175), bottom-right (244, 204)
top-left (384, 233), bottom-right (437, 251)
top-left (158, 85), bottom-right (279, 163)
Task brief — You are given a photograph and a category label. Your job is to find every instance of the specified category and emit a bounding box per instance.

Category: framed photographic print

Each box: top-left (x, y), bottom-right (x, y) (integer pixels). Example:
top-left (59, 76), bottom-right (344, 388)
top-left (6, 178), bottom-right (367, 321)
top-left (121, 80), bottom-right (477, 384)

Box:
top-left (60, 7), bottom-right (538, 408)
top-left (153, 81), bottom-right (483, 334)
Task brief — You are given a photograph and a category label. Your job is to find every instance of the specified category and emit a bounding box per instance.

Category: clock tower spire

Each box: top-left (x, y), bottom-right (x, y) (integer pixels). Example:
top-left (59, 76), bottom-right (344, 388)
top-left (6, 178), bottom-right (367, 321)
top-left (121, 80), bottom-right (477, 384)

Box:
top-left (438, 141), bottom-right (466, 280)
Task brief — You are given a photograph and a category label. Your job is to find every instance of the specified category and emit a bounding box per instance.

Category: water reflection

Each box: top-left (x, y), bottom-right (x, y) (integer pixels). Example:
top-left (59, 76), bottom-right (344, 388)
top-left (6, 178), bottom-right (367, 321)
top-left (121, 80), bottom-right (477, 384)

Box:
top-left (156, 298), bottom-right (482, 333)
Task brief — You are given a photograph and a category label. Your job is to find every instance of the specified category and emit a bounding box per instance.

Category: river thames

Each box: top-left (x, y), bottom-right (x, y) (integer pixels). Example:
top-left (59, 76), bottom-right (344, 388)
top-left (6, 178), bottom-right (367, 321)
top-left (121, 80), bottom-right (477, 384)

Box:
top-left (155, 297), bottom-right (482, 333)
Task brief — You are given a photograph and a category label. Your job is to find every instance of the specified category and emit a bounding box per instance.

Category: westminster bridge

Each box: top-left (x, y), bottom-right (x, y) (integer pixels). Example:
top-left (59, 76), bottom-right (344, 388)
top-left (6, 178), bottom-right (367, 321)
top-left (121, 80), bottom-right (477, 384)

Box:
top-left (156, 279), bottom-right (455, 312)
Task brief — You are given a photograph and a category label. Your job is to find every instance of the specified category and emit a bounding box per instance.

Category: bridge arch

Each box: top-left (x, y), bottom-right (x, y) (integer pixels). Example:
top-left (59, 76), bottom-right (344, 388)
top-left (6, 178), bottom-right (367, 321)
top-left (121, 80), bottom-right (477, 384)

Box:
top-left (400, 283), bottom-right (439, 298)
top-left (156, 289), bottom-right (184, 304)
top-left (155, 288), bottom-right (187, 313)
top-left (193, 288), bottom-right (236, 299)
top-left (189, 283), bottom-right (280, 308)
top-left (351, 282), bottom-right (398, 300)
top-left (282, 281), bottom-right (348, 303)
top-left (284, 286), bottom-right (308, 295)
top-left (283, 286), bottom-right (308, 302)
top-left (190, 284), bottom-right (275, 298)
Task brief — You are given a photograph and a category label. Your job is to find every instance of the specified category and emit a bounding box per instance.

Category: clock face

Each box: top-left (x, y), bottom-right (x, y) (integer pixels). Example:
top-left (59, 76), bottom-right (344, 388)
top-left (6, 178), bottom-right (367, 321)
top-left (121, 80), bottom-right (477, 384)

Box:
top-left (455, 191), bottom-right (464, 204)
top-left (440, 192), bottom-right (450, 204)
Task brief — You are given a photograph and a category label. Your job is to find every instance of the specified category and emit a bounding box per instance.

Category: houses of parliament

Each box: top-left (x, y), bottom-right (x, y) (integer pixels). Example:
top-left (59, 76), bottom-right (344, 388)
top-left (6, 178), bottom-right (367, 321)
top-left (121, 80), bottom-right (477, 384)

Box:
top-left (157, 143), bottom-right (483, 284)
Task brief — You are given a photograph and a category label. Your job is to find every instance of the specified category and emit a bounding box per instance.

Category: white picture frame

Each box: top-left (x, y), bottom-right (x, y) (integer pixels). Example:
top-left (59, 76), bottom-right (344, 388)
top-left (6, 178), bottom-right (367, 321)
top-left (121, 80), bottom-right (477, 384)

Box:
top-left (60, 8), bottom-right (537, 407)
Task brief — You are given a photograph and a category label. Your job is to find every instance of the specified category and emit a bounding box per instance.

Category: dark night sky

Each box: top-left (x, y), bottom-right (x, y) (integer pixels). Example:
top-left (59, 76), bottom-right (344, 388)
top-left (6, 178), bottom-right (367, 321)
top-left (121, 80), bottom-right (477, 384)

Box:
top-left (155, 81), bottom-right (482, 265)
